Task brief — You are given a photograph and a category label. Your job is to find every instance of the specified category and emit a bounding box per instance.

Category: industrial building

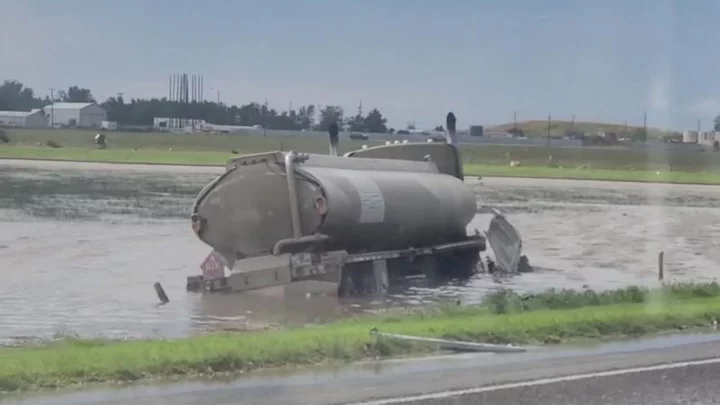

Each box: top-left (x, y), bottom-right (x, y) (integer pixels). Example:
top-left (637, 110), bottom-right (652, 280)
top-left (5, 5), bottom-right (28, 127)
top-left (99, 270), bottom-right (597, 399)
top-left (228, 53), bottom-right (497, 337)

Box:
top-left (0, 109), bottom-right (48, 128)
top-left (44, 102), bottom-right (107, 128)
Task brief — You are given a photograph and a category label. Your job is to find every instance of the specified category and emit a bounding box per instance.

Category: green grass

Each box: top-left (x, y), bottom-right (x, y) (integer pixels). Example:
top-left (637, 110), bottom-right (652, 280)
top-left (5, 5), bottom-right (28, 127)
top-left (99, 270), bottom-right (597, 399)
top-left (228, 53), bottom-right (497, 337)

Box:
top-left (0, 145), bottom-right (231, 166)
top-left (2, 282), bottom-right (720, 393)
top-left (5, 127), bottom-right (720, 183)
top-left (464, 164), bottom-right (720, 184)
top-left (4, 145), bottom-right (720, 185)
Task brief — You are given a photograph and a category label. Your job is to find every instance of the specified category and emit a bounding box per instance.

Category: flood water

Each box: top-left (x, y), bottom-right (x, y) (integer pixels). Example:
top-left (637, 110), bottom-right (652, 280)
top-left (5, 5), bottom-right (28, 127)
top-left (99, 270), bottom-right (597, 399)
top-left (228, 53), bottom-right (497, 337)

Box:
top-left (2, 160), bottom-right (720, 344)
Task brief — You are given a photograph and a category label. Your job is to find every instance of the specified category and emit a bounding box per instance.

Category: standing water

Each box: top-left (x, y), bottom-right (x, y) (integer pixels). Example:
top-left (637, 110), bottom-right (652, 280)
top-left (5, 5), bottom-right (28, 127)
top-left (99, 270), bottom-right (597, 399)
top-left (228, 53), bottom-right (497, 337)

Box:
top-left (2, 160), bottom-right (720, 343)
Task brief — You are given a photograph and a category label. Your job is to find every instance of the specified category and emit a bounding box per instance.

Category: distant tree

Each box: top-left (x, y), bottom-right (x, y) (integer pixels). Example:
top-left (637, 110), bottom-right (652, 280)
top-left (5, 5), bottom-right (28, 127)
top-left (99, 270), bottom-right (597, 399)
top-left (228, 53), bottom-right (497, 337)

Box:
top-left (0, 80), bottom-right (398, 131)
top-left (54, 89), bottom-right (67, 102)
top-left (296, 105), bottom-right (316, 129)
top-left (363, 108), bottom-right (388, 133)
top-left (388, 128), bottom-right (396, 134)
top-left (0, 80), bottom-right (43, 111)
top-left (346, 113), bottom-right (365, 132)
top-left (714, 115), bottom-right (720, 131)
top-left (434, 125), bottom-right (444, 132)
top-left (64, 86), bottom-right (95, 103)
top-left (316, 106), bottom-right (344, 131)
top-left (406, 122), bottom-right (416, 130)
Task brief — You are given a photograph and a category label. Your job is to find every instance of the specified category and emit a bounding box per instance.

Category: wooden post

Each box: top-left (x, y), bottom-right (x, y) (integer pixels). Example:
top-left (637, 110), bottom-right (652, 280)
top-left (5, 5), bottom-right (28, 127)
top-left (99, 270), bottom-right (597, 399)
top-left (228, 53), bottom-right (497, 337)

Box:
top-left (154, 282), bottom-right (170, 304)
top-left (658, 251), bottom-right (665, 282)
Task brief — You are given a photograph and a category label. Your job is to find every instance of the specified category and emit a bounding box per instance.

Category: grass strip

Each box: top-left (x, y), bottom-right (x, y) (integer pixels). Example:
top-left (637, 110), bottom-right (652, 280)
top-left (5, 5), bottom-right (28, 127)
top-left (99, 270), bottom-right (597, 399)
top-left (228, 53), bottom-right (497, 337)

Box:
top-left (464, 164), bottom-right (720, 185)
top-left (4, 146), bottom-right (720, 185)
top-left (1, 283), bottom-right (720, 393)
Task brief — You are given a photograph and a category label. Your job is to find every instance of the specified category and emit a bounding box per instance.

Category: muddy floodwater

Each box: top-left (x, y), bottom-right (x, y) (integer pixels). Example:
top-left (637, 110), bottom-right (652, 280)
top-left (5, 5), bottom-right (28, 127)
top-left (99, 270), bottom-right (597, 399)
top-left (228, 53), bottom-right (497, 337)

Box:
top-left (2, 160), bottom-right (720, 343)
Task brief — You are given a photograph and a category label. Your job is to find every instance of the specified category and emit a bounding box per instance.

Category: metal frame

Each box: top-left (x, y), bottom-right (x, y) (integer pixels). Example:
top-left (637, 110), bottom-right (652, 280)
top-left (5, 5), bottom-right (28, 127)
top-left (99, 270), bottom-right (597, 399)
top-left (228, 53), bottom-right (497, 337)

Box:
top-left (187, 235), bottom-right (485, 293)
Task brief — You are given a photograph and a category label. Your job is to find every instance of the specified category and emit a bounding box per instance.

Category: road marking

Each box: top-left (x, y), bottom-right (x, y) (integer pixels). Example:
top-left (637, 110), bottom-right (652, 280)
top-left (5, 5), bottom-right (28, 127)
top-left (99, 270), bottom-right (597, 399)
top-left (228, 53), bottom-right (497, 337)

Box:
top-left (348, 357), bottom-right (720, 405)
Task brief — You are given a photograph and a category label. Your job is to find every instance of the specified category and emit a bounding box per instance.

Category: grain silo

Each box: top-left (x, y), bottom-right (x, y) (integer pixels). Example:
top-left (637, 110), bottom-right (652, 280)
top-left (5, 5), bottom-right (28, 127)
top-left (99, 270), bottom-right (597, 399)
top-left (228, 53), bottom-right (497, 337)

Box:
top-left (683, 130), bottom-right (699, 143)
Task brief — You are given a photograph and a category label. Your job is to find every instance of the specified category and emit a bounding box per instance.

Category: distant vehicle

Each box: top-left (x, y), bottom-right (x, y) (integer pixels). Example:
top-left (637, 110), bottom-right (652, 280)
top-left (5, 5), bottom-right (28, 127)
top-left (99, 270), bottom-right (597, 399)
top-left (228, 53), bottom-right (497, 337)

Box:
top-left (349, 132), bottom-right (369, 140)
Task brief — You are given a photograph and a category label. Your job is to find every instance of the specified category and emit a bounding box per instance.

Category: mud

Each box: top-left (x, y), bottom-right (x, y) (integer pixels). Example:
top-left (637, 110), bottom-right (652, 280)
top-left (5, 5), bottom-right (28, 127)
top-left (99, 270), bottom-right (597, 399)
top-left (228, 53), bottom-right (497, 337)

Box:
top-left (2, 160), bottom-right (720, 343)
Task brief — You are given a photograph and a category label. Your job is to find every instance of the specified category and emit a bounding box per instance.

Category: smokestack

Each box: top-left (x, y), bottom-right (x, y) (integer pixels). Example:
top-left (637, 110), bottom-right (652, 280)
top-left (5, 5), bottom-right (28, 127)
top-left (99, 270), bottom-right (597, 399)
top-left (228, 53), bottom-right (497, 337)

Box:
top-left (445, 112), bottom-right (457, 146)
top-left (328, 122), bottom-right (340, 156)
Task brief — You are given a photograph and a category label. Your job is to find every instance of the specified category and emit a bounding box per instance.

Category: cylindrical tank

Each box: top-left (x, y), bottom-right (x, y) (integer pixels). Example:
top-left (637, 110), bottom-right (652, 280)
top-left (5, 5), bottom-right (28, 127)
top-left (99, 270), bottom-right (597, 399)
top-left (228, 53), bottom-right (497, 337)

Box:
top-left (683, 130), bottom-right (699, 143)
top-left (193, 151), bottom-right (477, 259)
top-left (301, 165), bottom-right (476, 252)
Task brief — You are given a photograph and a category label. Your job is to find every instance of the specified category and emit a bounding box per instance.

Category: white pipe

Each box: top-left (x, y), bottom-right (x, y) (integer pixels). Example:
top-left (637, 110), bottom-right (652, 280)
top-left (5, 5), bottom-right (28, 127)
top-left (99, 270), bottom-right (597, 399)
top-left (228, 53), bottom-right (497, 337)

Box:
top-left (370, 328), bottom-right (526, 353)
top-left (284, 151), bottom-right (302, 238)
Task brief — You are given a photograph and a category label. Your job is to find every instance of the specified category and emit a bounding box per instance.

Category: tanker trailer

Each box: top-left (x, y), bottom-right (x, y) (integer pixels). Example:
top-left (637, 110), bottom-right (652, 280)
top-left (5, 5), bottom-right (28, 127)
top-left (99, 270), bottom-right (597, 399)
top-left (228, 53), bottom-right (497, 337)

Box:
top-left (187, 113), bottom-right (524, 295)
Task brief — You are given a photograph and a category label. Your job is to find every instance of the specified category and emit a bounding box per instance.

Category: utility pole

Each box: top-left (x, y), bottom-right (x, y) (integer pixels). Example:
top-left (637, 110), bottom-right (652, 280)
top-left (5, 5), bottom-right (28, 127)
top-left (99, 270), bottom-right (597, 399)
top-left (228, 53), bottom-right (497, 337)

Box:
top-left (547, 113), bottom-right (552, 148)
top-left (513, 110), bottom-right (517, 129)
top-left (216, 89), bottom-right (220, 104)
top-left (263, 99), bottom-right (269, 137)
top-left (49, 88), bottom-right (55, 128)
top-left (358, 100), bottom-right (363, 117)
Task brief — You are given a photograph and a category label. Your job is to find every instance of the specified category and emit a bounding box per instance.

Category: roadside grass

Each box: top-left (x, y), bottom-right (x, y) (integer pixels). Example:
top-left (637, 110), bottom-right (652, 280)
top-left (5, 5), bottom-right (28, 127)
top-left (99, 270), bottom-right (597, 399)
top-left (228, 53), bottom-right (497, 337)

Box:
top-left (1, 282), bottom-right (719, 393)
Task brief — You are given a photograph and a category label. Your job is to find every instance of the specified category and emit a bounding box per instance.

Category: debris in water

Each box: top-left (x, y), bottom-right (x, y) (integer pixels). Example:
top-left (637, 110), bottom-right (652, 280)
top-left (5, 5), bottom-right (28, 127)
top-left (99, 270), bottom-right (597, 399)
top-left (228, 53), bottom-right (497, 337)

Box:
top-left (154, 282), bottom-right (169, 305)
top-left (369, 327), bottom-right (526, 353)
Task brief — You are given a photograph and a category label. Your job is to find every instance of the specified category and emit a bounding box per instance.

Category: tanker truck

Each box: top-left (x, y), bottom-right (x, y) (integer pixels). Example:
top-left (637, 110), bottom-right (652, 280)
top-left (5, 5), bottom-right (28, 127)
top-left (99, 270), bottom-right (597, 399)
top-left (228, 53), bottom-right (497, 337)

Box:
top-left (187, 112), bottom-right (524, 295)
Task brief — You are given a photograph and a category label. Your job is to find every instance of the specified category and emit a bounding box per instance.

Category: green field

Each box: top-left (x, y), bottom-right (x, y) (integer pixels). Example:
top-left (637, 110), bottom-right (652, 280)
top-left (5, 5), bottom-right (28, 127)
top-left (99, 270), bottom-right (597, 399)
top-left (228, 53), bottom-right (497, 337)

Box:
top-left (3, 128), bottom-right (720, 184)
top-left (1, 282), bottom-right (719, 393)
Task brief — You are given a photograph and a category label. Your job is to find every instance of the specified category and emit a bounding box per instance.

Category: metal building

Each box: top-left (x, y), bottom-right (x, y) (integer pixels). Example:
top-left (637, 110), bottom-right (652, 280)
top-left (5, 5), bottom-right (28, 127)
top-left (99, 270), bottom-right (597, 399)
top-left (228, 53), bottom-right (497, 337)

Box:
top-left (44, 102), bottom-right (107, 128)
top-left (0, 109), bottom-right (48, 128)
top-left (683, 130), bottom-right (699, 143)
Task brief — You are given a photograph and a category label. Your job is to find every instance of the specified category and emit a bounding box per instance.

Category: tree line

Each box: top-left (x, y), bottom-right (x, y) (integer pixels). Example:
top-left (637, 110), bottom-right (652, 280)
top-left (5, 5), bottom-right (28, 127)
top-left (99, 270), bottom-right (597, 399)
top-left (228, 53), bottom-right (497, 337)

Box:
top-left (0, 80), bottom-right (396, 133)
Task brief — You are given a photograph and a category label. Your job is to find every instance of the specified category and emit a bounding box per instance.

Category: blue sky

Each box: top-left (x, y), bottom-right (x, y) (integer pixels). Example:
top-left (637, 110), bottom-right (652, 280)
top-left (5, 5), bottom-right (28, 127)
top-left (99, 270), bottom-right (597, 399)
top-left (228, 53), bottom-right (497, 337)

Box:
top-left (2, 0), bottom-right (720, 130)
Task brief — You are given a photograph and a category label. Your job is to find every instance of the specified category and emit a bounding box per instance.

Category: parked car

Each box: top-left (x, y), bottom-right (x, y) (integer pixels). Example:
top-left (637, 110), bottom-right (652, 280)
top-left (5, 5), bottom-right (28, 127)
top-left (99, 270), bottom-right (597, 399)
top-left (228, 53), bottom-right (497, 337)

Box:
top-left (350, 132), bottom-right (369, 140)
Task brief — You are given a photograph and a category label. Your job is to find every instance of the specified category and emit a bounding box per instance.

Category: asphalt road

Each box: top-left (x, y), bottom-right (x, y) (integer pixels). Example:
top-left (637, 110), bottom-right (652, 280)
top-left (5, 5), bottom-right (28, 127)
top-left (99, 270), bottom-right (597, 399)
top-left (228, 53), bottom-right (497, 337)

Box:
top-left (4, 332), bottom-right (720, 405)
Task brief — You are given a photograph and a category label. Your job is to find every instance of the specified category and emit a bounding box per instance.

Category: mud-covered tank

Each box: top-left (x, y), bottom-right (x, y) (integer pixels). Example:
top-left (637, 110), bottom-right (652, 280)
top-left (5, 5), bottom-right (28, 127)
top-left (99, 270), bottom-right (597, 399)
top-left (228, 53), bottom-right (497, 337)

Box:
top-left (191, 149), bottom-right (477, 262)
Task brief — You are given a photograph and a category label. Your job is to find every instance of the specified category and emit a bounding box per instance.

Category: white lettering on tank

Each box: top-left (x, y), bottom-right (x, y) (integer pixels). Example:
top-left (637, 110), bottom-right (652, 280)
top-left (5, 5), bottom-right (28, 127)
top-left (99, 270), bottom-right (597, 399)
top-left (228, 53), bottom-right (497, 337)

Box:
top-left (343, 172), bottom-right (385, 224)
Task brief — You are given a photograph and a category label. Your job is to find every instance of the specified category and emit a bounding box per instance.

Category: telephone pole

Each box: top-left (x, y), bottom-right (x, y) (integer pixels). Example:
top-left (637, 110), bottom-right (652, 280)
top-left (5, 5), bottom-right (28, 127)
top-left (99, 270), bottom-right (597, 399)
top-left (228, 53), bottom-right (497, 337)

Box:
top-left (49, 88), bottom-right (55, 128)
top-left (546, 113), bottom-right (552, 148)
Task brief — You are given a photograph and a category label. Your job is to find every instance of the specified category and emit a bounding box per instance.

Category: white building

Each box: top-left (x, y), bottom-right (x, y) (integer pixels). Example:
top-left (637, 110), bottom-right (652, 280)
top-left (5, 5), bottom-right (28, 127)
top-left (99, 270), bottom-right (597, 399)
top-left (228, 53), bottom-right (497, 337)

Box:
top-left (44, 102), bottom-right (107, 128)
top-left (0, 109), bottom-right (48, 128)
top-left (153, 117), bottom-right (207, 131)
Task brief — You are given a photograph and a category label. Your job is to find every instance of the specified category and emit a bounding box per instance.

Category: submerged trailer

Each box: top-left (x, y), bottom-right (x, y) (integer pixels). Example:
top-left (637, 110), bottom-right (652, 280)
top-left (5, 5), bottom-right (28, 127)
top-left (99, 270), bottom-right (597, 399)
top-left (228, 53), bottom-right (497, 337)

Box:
top-left (187, 113), bottom-right (524, 295)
